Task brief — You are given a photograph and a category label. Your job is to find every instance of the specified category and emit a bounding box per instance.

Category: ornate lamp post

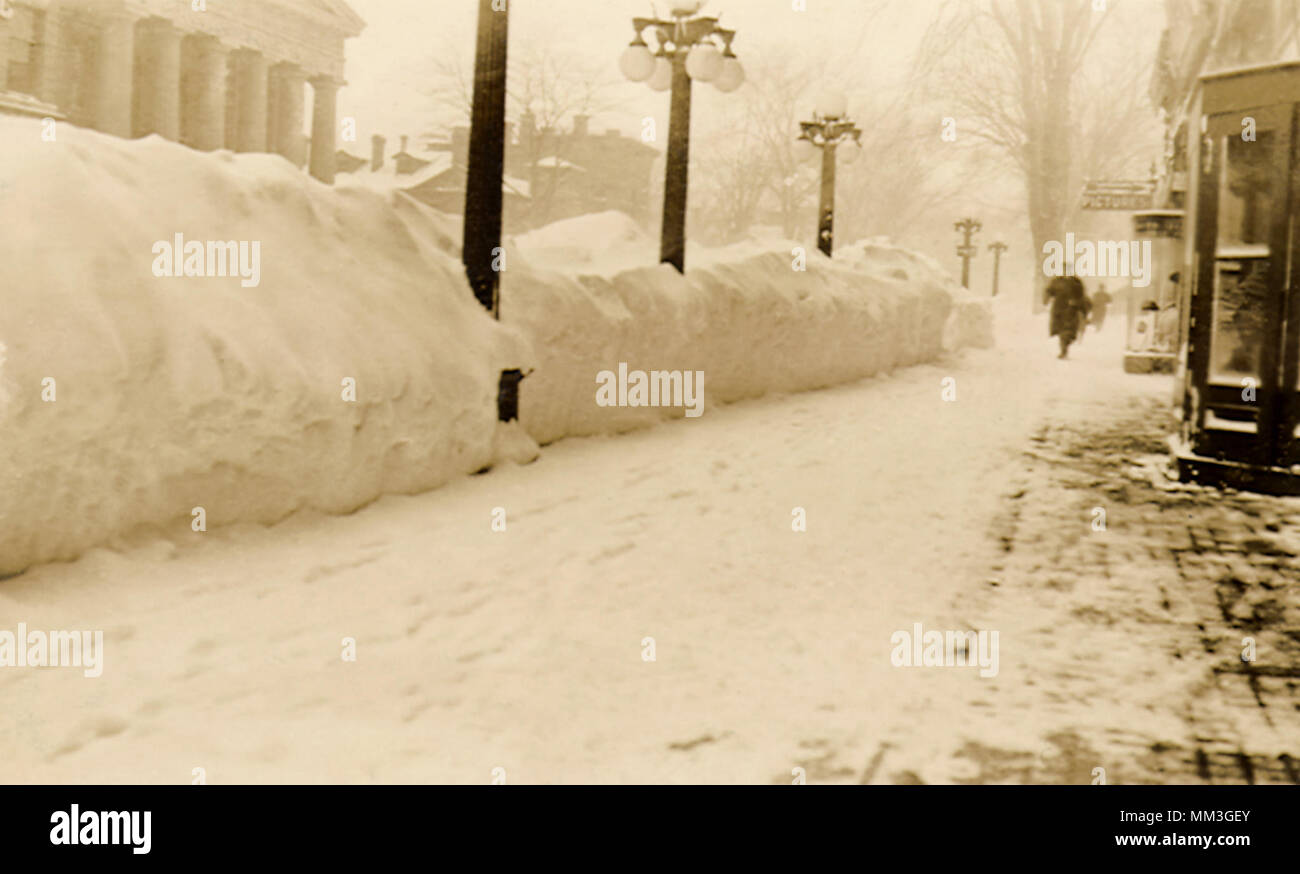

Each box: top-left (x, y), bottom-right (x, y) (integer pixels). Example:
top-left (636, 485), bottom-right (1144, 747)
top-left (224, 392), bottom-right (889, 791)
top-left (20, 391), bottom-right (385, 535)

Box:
top-left (953, 217), bottom-right (982, 289)
top-left (988, 241), bottom-right (1007, 297)
top-left (794, 91), bottom-right (862, 258)
top-left (620, 1), bottom-right (744, 273)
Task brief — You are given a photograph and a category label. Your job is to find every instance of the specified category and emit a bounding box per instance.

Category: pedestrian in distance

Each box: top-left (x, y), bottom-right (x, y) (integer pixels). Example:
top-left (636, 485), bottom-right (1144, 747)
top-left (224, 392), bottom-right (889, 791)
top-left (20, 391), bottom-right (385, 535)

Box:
top-left (1090, 282), bottom-right (1112, 332)
top-left (1045, 273), bottom-right (1091, 359)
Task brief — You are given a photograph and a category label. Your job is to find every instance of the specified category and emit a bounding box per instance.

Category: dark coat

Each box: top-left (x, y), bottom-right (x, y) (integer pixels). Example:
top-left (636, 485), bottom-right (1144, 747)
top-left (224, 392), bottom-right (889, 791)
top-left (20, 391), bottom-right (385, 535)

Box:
top-left (1045, 277), bottom-right (1090, 339)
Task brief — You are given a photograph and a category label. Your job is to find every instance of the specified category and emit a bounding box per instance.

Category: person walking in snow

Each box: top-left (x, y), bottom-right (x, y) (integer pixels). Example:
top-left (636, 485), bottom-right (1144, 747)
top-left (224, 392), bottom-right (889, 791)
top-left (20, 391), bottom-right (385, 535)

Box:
top-left (1090, 283), bottom-right (1112, 332)
top-left (1044, 273), bottom-right (1091, 359)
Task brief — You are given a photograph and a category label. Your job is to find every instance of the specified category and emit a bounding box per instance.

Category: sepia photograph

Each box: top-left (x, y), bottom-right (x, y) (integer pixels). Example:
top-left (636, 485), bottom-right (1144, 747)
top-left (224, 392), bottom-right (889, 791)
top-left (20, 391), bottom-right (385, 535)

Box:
top-left (0, 0), bottom-right (1295, 858)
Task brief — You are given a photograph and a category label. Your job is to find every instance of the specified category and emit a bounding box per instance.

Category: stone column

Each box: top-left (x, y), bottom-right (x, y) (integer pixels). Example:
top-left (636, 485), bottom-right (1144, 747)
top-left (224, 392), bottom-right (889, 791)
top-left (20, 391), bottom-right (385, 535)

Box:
top-left (0, 11), bottom-right (10, 93)
top-left (133, 17), bottom-right (181, 141)
top-left (32, 8), bottom-right (65, 107)
top-left (34, 8), bottom-right (90, 119)
top-left (181, 34), bottom-right (227, 151)
top-left (230, 48), bottom-right (268, 152)
top-left (269, 63), bottom-right (306, 167)
top-left (308, 75), bottom-right (339, 183)
top-left (92, 12), bottom-right (136, 137)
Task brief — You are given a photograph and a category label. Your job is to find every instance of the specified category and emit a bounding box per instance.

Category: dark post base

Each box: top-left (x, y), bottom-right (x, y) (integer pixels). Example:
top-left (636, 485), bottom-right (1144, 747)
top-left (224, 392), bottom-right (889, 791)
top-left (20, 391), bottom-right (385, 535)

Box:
top-left (497, 369), bottom-right (524, 423)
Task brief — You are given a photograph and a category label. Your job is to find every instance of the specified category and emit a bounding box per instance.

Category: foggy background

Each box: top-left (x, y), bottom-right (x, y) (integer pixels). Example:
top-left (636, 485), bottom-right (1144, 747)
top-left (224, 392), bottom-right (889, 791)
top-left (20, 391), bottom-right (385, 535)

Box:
top-left (339, 0), bottom-right (1166, 308)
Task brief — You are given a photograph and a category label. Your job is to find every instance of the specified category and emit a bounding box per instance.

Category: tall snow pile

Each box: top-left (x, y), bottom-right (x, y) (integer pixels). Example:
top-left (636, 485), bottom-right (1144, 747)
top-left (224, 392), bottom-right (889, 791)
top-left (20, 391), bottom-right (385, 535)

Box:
top-left (1, 123), bottom-right (991, 575)
top-left (506, 219), bottom-right (993, 445)
top-left (510, 210), bottom-right (651, 276)
top-left (845, 241), bottom-right (996, 352)
top-left (0, 117), bottom-right (530, 576)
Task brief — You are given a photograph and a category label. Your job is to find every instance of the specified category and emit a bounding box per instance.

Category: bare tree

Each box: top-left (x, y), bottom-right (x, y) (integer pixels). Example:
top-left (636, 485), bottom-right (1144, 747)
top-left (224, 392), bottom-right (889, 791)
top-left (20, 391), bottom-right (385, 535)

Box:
top-left (742, 53), bottom-right (828, 240)
top-left (672, 52), bottom-right (825, 245)
top-left (420, 29), bottom-right (620, 225)
top-left (688, 125), bottom-right (779, 245)
top-left (914, 0), bottom-right (1130, 309)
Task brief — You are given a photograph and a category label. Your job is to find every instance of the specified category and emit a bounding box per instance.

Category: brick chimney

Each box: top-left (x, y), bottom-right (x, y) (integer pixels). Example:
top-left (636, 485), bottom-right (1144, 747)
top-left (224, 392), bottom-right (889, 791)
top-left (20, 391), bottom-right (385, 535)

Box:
top-left (572, 114), bottom-right (589, 139)
top-left (399, 134), bottom-right (409, 155)
top-left (371, 134), bottom-right (386, 171)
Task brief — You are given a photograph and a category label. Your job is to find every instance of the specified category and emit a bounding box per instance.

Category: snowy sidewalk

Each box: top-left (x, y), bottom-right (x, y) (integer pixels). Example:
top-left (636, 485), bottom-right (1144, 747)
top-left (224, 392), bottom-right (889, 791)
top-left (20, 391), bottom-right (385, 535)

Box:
top-left (3, 315), bottom-right (1207, 784)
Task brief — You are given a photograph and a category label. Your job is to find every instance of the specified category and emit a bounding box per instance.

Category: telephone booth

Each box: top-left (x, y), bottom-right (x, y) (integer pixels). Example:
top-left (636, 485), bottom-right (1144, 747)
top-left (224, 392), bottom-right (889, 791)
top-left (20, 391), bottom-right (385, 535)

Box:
top-left (1176, 61), bottom-right (1300, 493)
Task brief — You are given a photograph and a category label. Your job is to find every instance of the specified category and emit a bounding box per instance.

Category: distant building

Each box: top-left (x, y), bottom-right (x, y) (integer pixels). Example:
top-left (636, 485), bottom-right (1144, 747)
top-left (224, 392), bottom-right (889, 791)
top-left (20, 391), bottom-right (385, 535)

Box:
top-left (349, 136), bottom-right (531, 225)
top-left (416, 114), bottom-right (659, 228)
top-left (402, 160), bottom-right (532, 220)
top-left (513, 113), bottom-right (659, 225)
top-left (391, 134), bottom-right (430, 176)
top-left (0, 0), bottom-right (364, 182)
top-left (334, 147), bottom-right (366, 174)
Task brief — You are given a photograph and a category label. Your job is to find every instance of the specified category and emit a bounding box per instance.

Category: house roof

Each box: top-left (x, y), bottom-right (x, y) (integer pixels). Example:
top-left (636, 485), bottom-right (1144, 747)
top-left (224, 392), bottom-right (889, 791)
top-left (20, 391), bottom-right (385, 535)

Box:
top-left (503, 176), bottom-right (531, 198)
top-left (406, 165), bottom-right (532, 200)
top-left (337, 153), bottom-right (531, 200)
top-left (535, 156), bottom-right (586, 172)
top-left (393, 150), bottom-right (433, 170)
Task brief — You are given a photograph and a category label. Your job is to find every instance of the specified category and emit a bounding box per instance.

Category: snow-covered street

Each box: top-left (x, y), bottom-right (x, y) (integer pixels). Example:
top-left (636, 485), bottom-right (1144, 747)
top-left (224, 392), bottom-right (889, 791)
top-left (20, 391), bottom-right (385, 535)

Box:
top-left (16, 312), bottom-right (1289, 785)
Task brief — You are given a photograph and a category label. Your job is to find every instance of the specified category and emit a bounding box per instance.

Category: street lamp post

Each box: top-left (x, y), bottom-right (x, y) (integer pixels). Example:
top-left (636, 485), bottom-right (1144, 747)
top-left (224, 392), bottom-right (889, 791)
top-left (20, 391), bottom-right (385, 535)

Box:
top-left (954, 217), bottom-right (982, 289)
top-left (988, 241), bottom-right (1007, 297)
top-left (620, 1), bottom-right (744, 273)
top-left (795, 92), bottom-right (861, 258)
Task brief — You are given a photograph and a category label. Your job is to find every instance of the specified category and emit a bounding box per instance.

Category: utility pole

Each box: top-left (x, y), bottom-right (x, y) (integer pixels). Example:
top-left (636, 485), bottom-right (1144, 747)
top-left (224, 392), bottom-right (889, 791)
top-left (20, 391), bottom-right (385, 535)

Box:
top-left (988, 241), bottom-right (1007, 297)
top-left (954, 217), bottom-right (982, 289)
top-left (464, 0), bottom-right (509, 317)
top-left (463, 0), bottom-right (522, 421)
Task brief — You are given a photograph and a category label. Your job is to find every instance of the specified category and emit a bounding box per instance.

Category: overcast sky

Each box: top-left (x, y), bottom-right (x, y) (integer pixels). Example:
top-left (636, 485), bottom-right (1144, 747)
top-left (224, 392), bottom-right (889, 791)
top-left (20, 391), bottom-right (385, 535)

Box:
top-left (338, 0), bottom-right (937, 150)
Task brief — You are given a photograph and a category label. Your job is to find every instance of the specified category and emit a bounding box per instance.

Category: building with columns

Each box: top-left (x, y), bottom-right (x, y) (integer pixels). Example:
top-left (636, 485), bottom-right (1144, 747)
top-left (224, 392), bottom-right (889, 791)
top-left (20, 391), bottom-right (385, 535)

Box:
top-left (0, 0), bottom-right (364, 182)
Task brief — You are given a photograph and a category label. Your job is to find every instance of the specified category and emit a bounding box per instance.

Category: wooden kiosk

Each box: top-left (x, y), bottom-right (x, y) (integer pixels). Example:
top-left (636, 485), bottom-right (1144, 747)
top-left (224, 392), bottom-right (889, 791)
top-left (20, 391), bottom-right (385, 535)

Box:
top-left (1176, 60), bottom-right (1300, 493)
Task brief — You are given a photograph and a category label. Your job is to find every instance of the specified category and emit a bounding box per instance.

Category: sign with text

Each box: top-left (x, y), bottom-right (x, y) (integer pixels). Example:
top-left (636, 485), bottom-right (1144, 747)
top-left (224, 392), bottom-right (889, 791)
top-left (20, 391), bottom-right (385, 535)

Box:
top-left (1081, 180), bottom-right (1155, 211)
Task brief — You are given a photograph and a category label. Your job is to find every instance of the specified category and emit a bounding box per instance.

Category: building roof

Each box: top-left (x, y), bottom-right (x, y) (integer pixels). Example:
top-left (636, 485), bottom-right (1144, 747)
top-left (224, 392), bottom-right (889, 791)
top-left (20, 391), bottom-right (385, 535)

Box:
top-left (278, 0), bottom-right (367, 37)
top-left (1198, 57), bottom-right (1300, 82)
top-left (535, 156), bottom-right (586, 172)
top-left (337, 151), bottom-right (532, 200)
top-left (337, 152), bottom-right (453, 191)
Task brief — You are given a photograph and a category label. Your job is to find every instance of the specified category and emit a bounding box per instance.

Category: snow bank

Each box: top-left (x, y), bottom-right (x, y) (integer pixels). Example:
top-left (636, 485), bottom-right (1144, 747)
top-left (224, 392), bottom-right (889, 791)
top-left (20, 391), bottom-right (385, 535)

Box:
top-left (0, 117), bottom-right (530, 576)
top-left (0, 121), bottom-right (990, 575)
top-left (846, 241), bottom-right (995, 352)
top-left (509, 210), bottom-right (653, 277)
top-left (507, 225), bottom-right (991, 445)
